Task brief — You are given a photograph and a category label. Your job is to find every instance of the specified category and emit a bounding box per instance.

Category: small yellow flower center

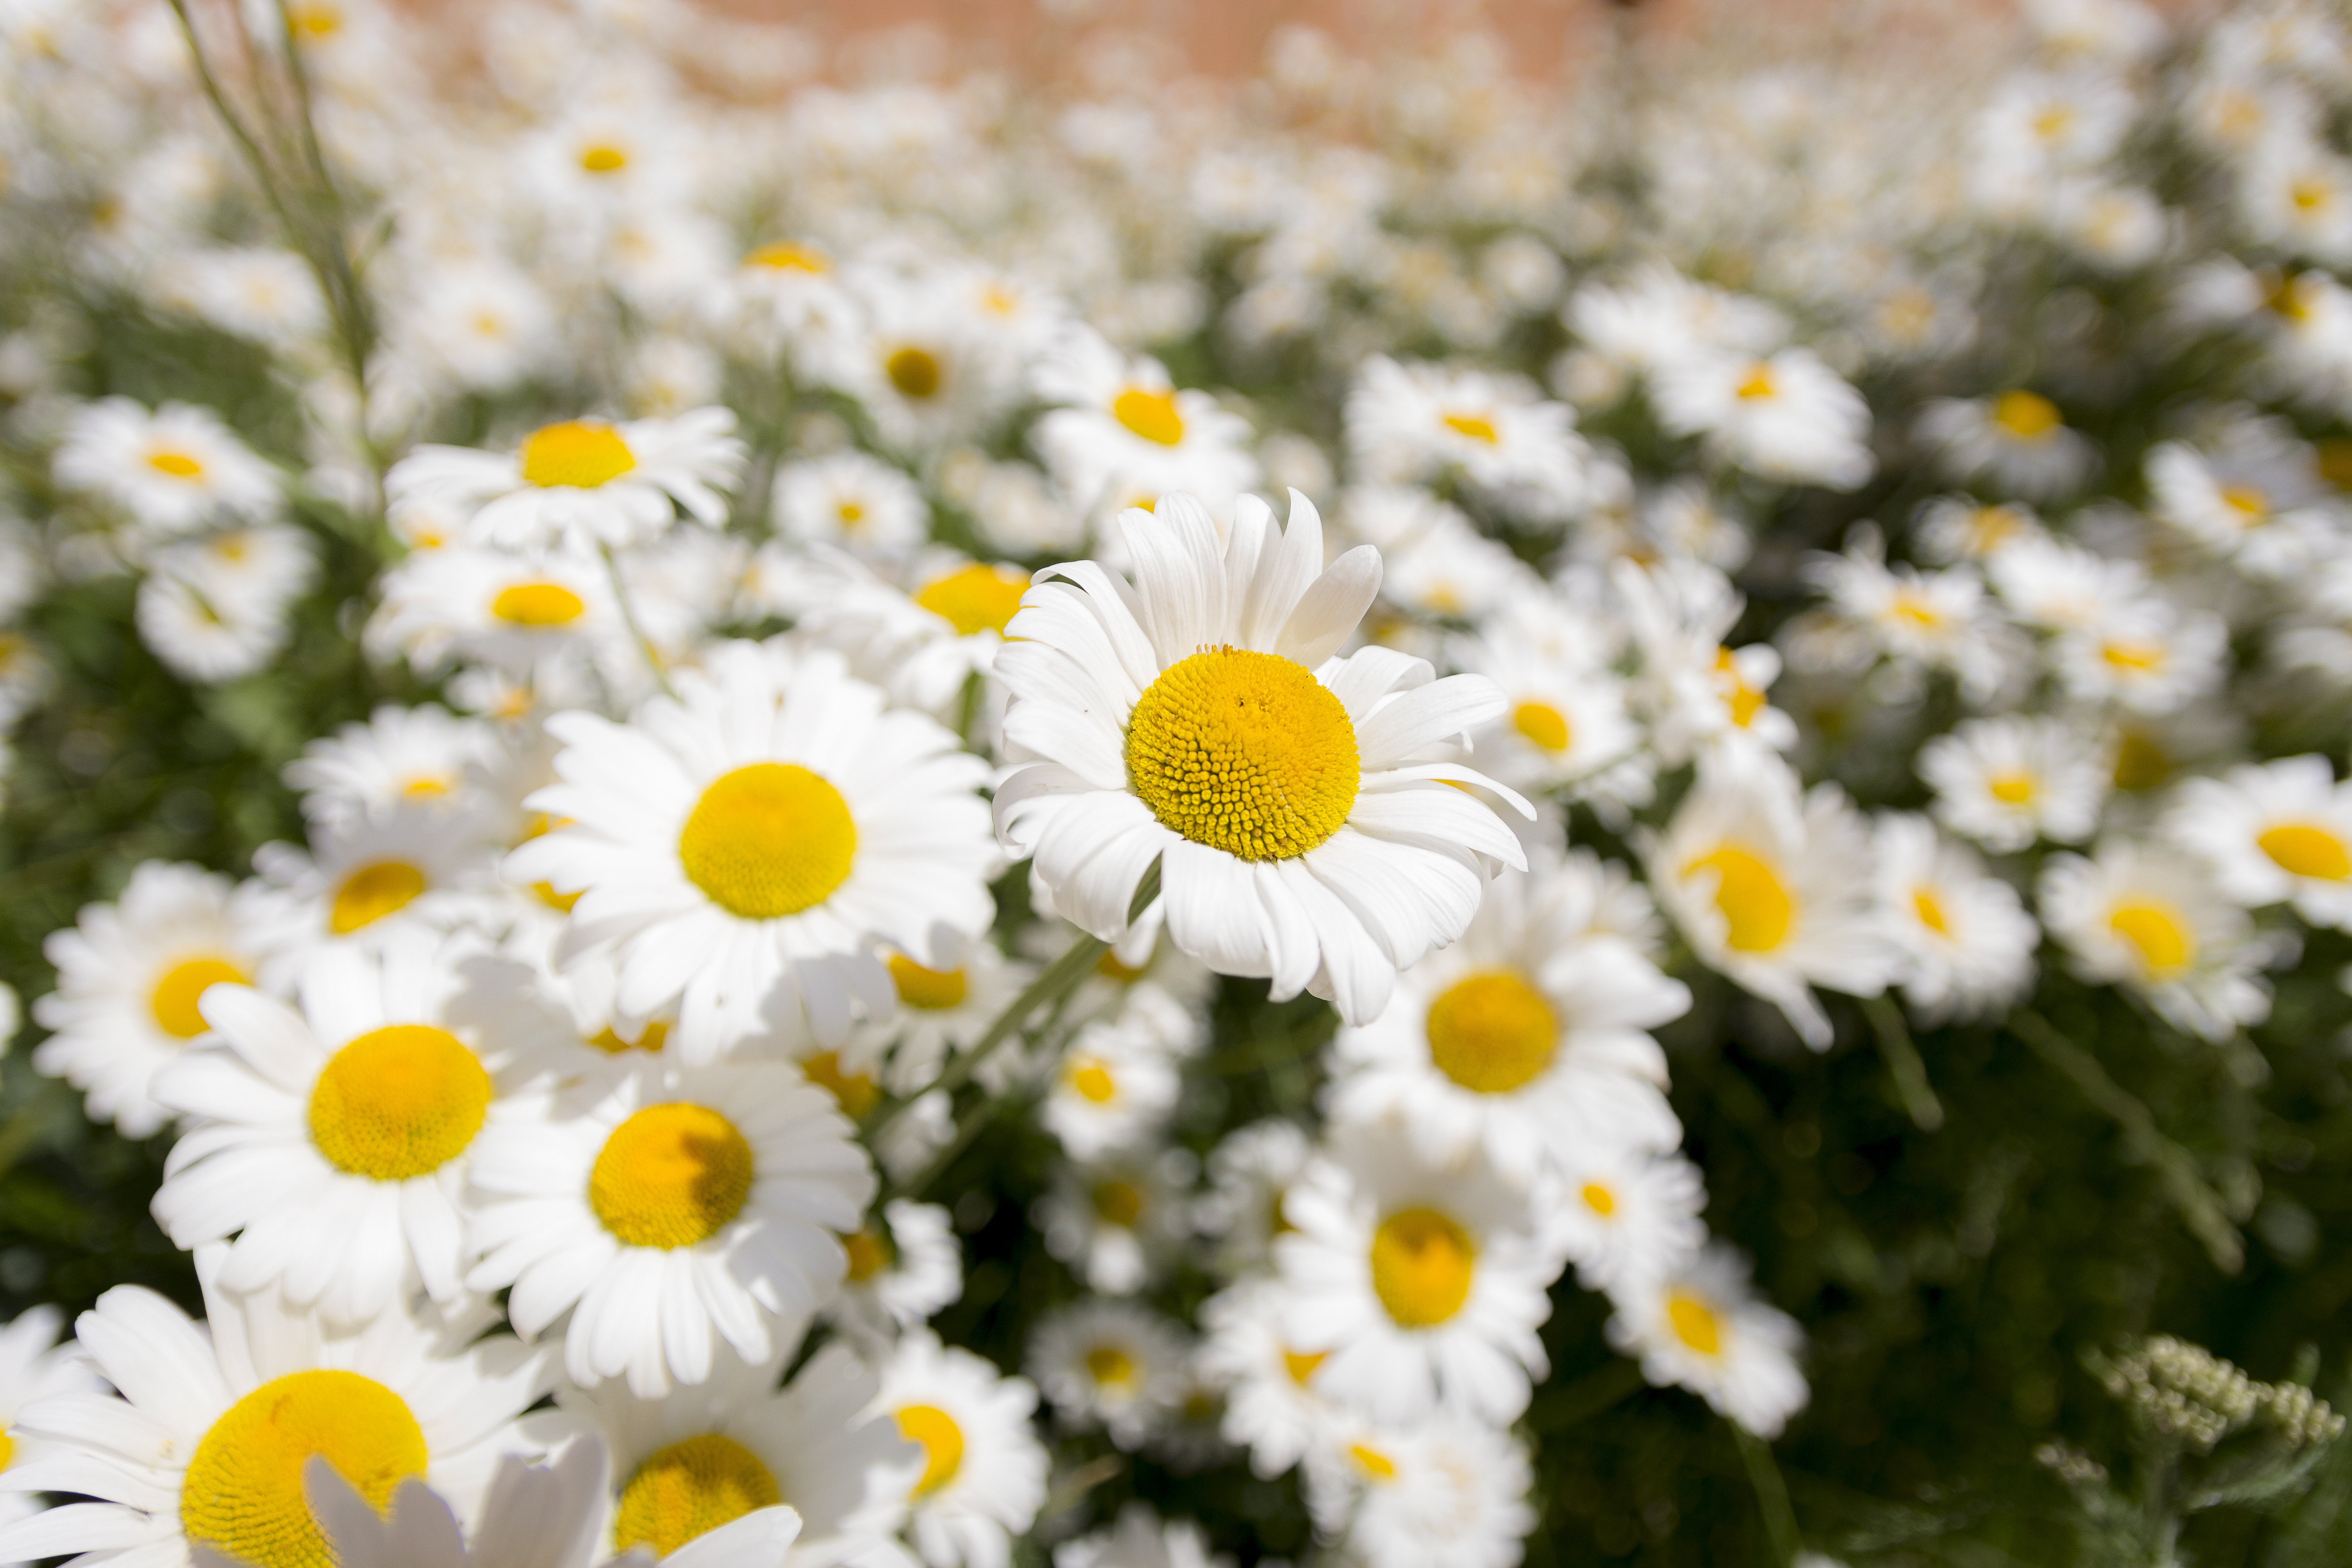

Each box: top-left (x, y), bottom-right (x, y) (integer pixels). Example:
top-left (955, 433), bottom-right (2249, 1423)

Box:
top-left (1126, 647), bottom-right (1359, 862)
top-left (148, 448), bottom-right (205, 478)
top-left (181, 1370), bottom-right (427, 1568)
top-left (2260, 823), bottom-right (2352, 882)
top-left (590, 1104), bottom-right (755, 1249)
top-left (1667, 1290), bottom-right (1724, 1357)
top-left (1988, 771), bottom-right (2037, 805)
top-left (678, 763), bottom-right (857, 920)
top-left (1097, 949), bottom-right (1147, 983)
top-left (896, 1405), bottom-right (964, 1497)
top-left (328, 860), bottom-right (425, 935)
top-left (1424, 970), bottom-right (1558, 1094)
top-left (613, 1435), bottom-right (779, 1560)
top-left (1282, 1348), bottom-right (1326, 1384)
top-left (889, 955), bottom-right (969, 1010)
top-left (1368, 1207), bottom-right (1476, 1328)
top-left (2109, 901), bottom-right (2195, 978)
top-left (1891, 590), bottom-right (1944, 630)
top-left (746, 241), bottom-right (828, 273)
top-left (1735, 364), bottom-right (1777, 401)
top-left (1993, 390), bottom-right (2062, 440)
top-left (519, 421), bottom-right (636, 490)
top-left (843, 1224), bottom-right (892, 1283)
top-left (887, 347), bottom-right (942, 399)
top-left (1065, 1056), bottom-right (1117, 1104)
top-left (151, 956), bottom-right (247, 1040)
top-left (1712, 648), bottom-right (1767, 728)
top-left (1350, 1442), bottom-right (1399, 1480)
top-left (1684, 844), bottom-right (1795, 954)
top-left (1092, 1178), bottom-right (1145, 1228)
top-left (2220, 484), bottom-right (2269, 523)
top-left (1581, 1181), bottom-right (1618, 1217)
top-left (1085, 1346), bottom-right (1136, 1386)
top-left (1912, 887), bottom-right (1951, 936)
top-left (915, 563), bottom-right (1030, 637)
top-left (800, 1050), bottom-right (879, 1120)
top-left (579, 145), bottom-right (628, 173)
top-left (588, 1020), bottom-right (668, 1054)
top-left (2101, 639), bottom-right (2166, 673)
top-left (1511, 700), bottom-right (1571, 753)
top-left (1441, 411), bottom-right (1499, 444)
top-left (835, 500), bottom-right (866, 527)
top-left (491, 582), bottom-right (586, 626)
top-left (2032, 105), bottom-right (2073, 140)
top-left (308, 1025), bottom-right (491, 1180)
top-left (1114, 387), bottom-right (1186, 446)
top-left (0, 1432), bottom-right (14, 1472)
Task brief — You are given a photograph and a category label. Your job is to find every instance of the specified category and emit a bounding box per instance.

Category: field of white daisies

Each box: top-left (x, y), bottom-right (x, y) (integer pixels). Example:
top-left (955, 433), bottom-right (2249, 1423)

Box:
top-left (15, 0), bottom-right (2352, 1563)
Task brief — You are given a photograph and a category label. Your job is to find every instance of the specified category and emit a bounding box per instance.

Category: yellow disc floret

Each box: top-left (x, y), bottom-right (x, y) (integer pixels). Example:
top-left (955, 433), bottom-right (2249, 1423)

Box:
top-left (1424, 970), bottom-right (1558, 1094)
top-left (1992, 390), bottom-right (2062, 440)
top-left (678, 763), bottom-right (857, 919)
top-left (916, 564), bottom-right (1029, 637)
top-left (1683, 844), bottom-right (1794, 954)
top-left (895, 1405), bottom-right (965, 1497)
top-left (308, 1025), bottom-right (492, 1181)
top-left (181, 1370), bottom-right (427, 1568)
top-left (491, 582), bottom-right (587, 626)
top-left (889, 955), bottom-right (969, 1010)
top-left (843, 1224), bottom-right (892, 1282)
top-left (1126, 647), bottom-right (1359, 862)
top-left (329, 860), bottom-right (426, 935)
top-left (1667, 1290), bottom-right (1724, 1357)
top-left (1368, 1207), bottom-right (1476, 1328)
top-left (800, 1049), bottom-right (879, 1119)
top-left (1511, 700), bottom-right (1571, 753)
top-left (613, 1434), bottom-right (780, 1559)
top-left (887, 347), bottom-right (942, 399)
top-left (591, 1103), bottom-right (755, 1249)
top-left (520, 421), bottom-right (636, 490)
top-left (1085, 1346), bottom-right (1135, 1386)
top-left (151, 956), bottom-right (247, 1040)
top-left (2259, 823), bottom-right (2352, 882)
top-left (2110, 900), bottom-right (2195, 978)
top-left (1113, 387), bottom-right (1185, 446)
top-left (148, 449), bottom-right (205, 478)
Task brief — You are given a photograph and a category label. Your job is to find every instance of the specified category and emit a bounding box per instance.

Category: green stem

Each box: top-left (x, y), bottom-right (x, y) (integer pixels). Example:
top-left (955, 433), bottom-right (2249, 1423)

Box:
top-left (1862, 994), bottom-right (1944, 1132)
top-left (1734, 1424), bottom-right (1801, 1568)
top-left (600, 542), bottom-right (678, 701)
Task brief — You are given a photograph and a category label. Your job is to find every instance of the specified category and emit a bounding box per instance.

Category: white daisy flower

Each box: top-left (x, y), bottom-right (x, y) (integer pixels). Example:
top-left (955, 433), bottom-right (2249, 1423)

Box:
top-left (878, 1330), bottom-right (1049, 1568)
top-left (772, 451), bottom-right (929, 566)
top-left (1915, 391), bottom-right (2099, 500)
top-left (247, 803), bottom-right (507, 984)
top-left (1451, 590), bottom-right (1648, 808)
top-left (1272, 1126), bottom-right (1558, 1426)
top-left (2169, 756), bottom-right (2352, 930)
top-left (509, 639), bottom-right (997, 1055)
top-left (136, 524), bottom-right (319, 685)
top-left (284, 705), bottom-right (504, 831)
top-left (534, 1341), bottom-right (915, 1568)
top-left (1301, 1419), bottom-right (1535, 1568)
top-left (1606, 1242), bottom-right (1809, 1438)
top-left (817, 270), bottom-right (1006, 456)
top-left (368, 545), bottom-right (625, 694)
top-left (1026, 1299), bottom-right (1191, 1450)
top-left (1377, 510), bottom-right (1535, 623)
top-left (0, 1254), bottom-right (550, 1568)
top-left (466, 1054), bottom-right (876, 1397)
top-left (1615, 558), bottom-right (1799, 766)
top-left (33, 861), bottom-right (276, 1138)
top-left (843, 939), bottom-right (1032, 1098)
top-left (2049, 599), bottom-right (2229, 715)
top-left (397, 259), bottom-right (560, 395)
top-left (1804, 535), bottom-right (2015, 703)
top-left (1037, 1146), bottom-right (1194, 1297)
top-left (1565, 264), bottom-right (1788, 378)
top-left (0, 1307), bottom-right (102, 1544)
top-left (1325, 852), bottom-right (1691, 1183)
top-left (1053, 1504), bottom-right (1228, 1568)
top-left (53, 397), bottom-right (279, 538)
top-left (1040, 1019), bottom-right (1182, 1162)
top-left (149, 928), bottom-right (565, 1324)
top-left (1033, 328), bottom-right (1261, 519)
top-left (1911, 498), bottom-right (2045, 566)
top-left (1342, 356), bottom-right (1587, 519)
top-left (1983, 535), bottom-right (2146, 632)
top-left (1196, 1280), bottom-right (1337, 1481)
top-left (1874, 813), bottom-right (2041, 1023)
top-left (386, 409), bottom-right (745, 552)
top-left (828, 1199), bottom-right (962, 1348)
top-left (1918, 714), bottom-right (2109, 853)
top-left (1646, 758), bottom-right (1900, 1050)
top-left (2145, 419), bottom-right (2343, 578)
top-left (995, 491), bottom-right (1531, 1026)
top-left (2038, 838), bottom-right (2278, 1041)
top-left (1549, 1145), bottom-right (1708, 1296)
top-left (1192, 1117), bottom-right (1314, 1275)
top-left (1650, 348), bottom-right (1874, 491)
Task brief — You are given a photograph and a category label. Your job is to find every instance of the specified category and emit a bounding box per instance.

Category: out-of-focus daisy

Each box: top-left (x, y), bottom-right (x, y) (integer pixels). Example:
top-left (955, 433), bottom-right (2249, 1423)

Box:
top-left (1651, 348), bottom-right (1873, 491)
top-left (2169, 756), bottom-right (2352, 930)
top-left (368, 545), bottom-right (624, 693)
top-left (1033, 328), bottom-right (1260, 518)
top-left (1301, 1418), bottom-right (1535, 1568)
top-left (1053, 1504), bottom-right (1228, 1568)
top-left (772, 451), bottom-right (929, 565)
top-left (879, 1330), bottom-right (1049, 1568)
top-left (1984, 535), bottom-right (2146, 632)
top-left (1919, 713), bottom-right (2109, 853)
top-left (33, 862), bottom-right (276, 1139)
top-left (2049, 598), bottom-right (2228, 715)
top-left (1039, 1018), bottom-right (1181, 1161)
top-left (135, 523), bottom-right (318, 684)
top-left (1196, 1280), bottom-right (1336, 1480)
top-left (387, 409), bottom-right (745, 552)
top-left (1027, 1299), bottom-right (1191, 1450)
top-left (1037, 1145), bottom-right (1194, 1297)
top-left (53, 397), bottom-right (279, 537)
top-left (844, 939), bottom-right (1030, 1097)
top-left (2145, 418), bottom-right (2343, 578)
top-left (1912, 498), bottom-right (2045, 566)
top-left (1874, 813), bottom-right (2041, 1022)
top-left (247, 803), bottom-right (505, 981)
top-left (995, 492), bottom-right (1529, 1027)
top-left (1804, 533), bottom-right (2014, 702)
top-left (827, 1198), bottom-right (961, 1348)
top-left (1616, 558), bottom-right (1799, 766)
top-left (398, 259), bottom-right (559, 394)
top-left (1548, 1145), bottom-right (1708, 1295)
top-left (466, 1054), bottom-right (875, 1396)
top-left (284, 704), bottom-right (503, 831)
top-left (1343, 356), bottom-right (1587, 519)
top-left (1193, 1117), bottom-right (1314, 1274)
top-left (1606, 1242), bottom-right (1809, 1437)
top-left (0, 1306), bottom-right (101, 1544)
top-left (1916, 390), bottom-right (2099, 500)
top-left (1646, 758), bottom-right (1900, 1049)
top-left (2038, 838), bottom-right (2278, 1040)
top-left (509, 640), bottom-right (996, 1054)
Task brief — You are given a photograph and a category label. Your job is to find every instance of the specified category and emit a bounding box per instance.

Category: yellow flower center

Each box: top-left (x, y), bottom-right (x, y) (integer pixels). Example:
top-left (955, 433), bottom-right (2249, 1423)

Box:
top-left (745, 241), bottom-right (828, 273)
top-left (896, 1405), bottom-right (964, 1497)
top-left (1712, 648), bottom-right (1767, 728)
top-left (1511, 700), bottom-right (1571, 753)
top-left (888, 955), bottom-right (969, 1010)
top-left (835, 500), bottom-right (865, 527)
top-left (328, 860), bottom-right (425, 935)
top-left (2109, 901), bottom-right (2195, 978)
top-left (308, 1025), bottom-right (491, 1181)
top-left (519, 421), bottom-right (636, 490)
top-left (1092, 1178), bottom-right (1145, 1227)
top-left (843, 1224), bottom-right (892, 1282)
top-left (1114, 387), bottom-right (1185, 446)
top-left (285, 0), bottom-right (339, 35)
top-left (2220, 484), bottom-right (2269, 523)
top-left (2101, 639), bottom-right (2166, 673)
top-left (1988, 771), bottom-right (2037, 805)
top-left (1735, 364), bottom-right (1777, 401)
top-left (1441, 411), bottom-right (1499, 444)
top-left (2260, 823), bottom-right (2352, 881)
top-left (1683, 843), bottom-right (1794, 954)
top-left (150, 956), bottom-right (247, 1040)
top-left (181, 1371), bottom-right (427, 1568)
top-left (887, 347), bottom-right (942, 399)
top-left (1282, 1348), bottom-right (1326, 1383)
top-left (1891, 590), bottom-right (1944, 630)
top-left (1667, 1290), bottom-right (1723, 1357)
top-left (1423, 970), bottom-right (1558, 1094)
top-left (915, 563), bottom-right (1030, 637)
top-left (1126, 647), bottom-right (1359, 862)
top-left (2113, 731), bottom-right (2168, 792)
top-left (579, 145), bottom-right (628, 173)
top-left (613, 1435), bottom-right (779, 1560)
top-left (1065, 1056), bottom-right (1117, 1104)
top-left (1912, 887), bottom-right (1951, 936)
top-left (491, 582), bottom-right (586, 626)
top-left (148, 448), bottom-right (205, 478)
top-left (2033, 105), bottom-right (2073, 140)
top-left (800, 1049), bottom-right (879, 1119)
top-left (1581, 1181), bottom-right (1618, 1217)
top-left (1993, 390), bottom-right (2062, 440)
top-left (1368, 1207), bottom-right (1476, 1328)
top-left (588, 1020), bottom-right (667, 1054)
top-left (1349, 1443), bottom-right (1399, 1480)
top-left (677, 763), bottom-right (857, 920)
top-left (590, 1104), bottom-right (755, 1249)
top-left (1085, 1346), bottom-right (1136, 1386)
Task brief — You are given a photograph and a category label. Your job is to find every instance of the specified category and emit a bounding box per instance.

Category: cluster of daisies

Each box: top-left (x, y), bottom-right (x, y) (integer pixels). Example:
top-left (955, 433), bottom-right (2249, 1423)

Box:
top-left (4, 0), bottom-right (2352, 1562)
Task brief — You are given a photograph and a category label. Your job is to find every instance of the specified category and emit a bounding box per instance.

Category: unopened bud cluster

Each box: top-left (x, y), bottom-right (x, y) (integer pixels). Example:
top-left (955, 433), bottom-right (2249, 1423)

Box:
top-left (2100, 1336), bottom-right (2342, 1454)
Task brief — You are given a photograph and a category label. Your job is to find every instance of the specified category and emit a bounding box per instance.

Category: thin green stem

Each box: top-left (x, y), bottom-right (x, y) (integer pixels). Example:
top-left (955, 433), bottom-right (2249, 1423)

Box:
top-left (1734, 1424), bottom-right (1801, 1568)
top-left (600, 542), bottom-right (679, 701)
top-left (1862, 994), bottom-right (1945, 1132)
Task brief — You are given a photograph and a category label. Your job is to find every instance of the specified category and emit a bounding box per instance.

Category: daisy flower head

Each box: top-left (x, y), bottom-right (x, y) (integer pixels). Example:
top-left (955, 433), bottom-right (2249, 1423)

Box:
top-left (1803, 532), bottom-right (2015, 703)
top-left (2038, 838), bottom-right (2278, 1040)
top-left (1273, 1124), bottom-right (1559, 1426)
top-left (1911, 497), bottom-right (2045, 566)
top-left (0, 1307), bottom-right (103, 1543)
top-left (2145, 419), bottom-right (2343, 578)
top-left (815, 270), bottom-right (1001, 456)
top-left (1196, 1280), bottom-right (1338, 1481)
top-left (1037, 1145), bottom-right (1195, 1296)
top-left (465, 1053), bottom-right (877, 1397)
top-left (148, 927), bottom-right (566, 1324)
top-left (1032, 327), bottom-right (1261, 520)
top-left (1916, 390), bottom-right (2099, 501)
top-left (848, 938), bottom-right (1032, 1097)
top-left (509, 639), bottom-right (997, 1056)
top-left (1650, 348), bottom-right (1874, 491)
top-left (1300, 1418), bottom-right (1536, 1568)
top-left (1039, 1018), bottom-right (1181, 1162)
top-left (1918, 713), bottom-right (2109, 853)
top-left (33, 861), bottom-right (277, 1138)
top-left (1646, 757), bottom-right (1901, 1050)
top-left (1053, 1504), bottom-right (1228, 1568)
top-left (0, 1252), bottom-right (550, 1568)
top-left (53, 397), bottom-right (279, 538)
top-left (136, 523), bottom-right (319, 684)
top-left (772, 450), bottom-right (929, 566)
top-left (2168, 756), bottom-right (2352, 930)
top-left (2050, 598), bottom-right (2228, 715)
top-left (1342, 356), bottom-right (1588, 520)
top-left (368, 544), bottom-right (623, 698)
top-left (1606, 1242), bottom-right (1809, 1438)
top-left (1027, 1299), bottom-right (1191, 1450)
top-left (1549, 1144), bottom-right (1708, 1295)
top-left (247, 802), bottom-right (506, 983)
top-left (386, 408), bottom-right (745, 552)
top-left (1874, 813), bottom-right (2041, 1023)
top-left (1194, 1117), bottom-right (1314, 1274)
top-left (827, 1198), bottom-right (962, 1348)
top-left (878, 1329), bottom-right (1049, 1568)
top-left (397, 259), bottom-right (560, 395)
top-left (1984, 534), bottom-right (2147, 632)
top-left (1615, 557), bottom-right (1799, 766)
top-left (995, 491), bottom-right (1532, 1027)
top-left (284, 704), bottom-right (505, 832)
